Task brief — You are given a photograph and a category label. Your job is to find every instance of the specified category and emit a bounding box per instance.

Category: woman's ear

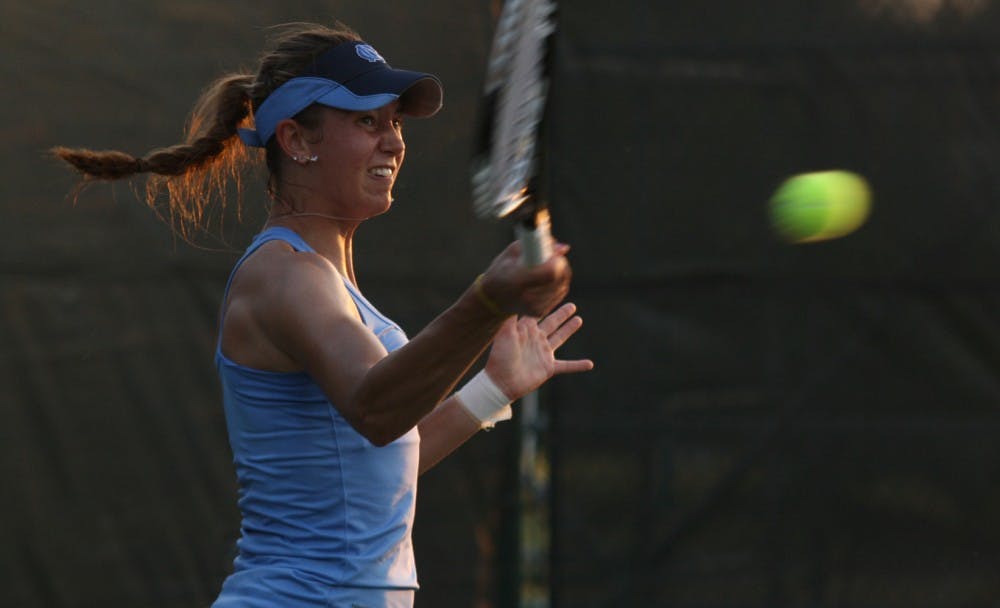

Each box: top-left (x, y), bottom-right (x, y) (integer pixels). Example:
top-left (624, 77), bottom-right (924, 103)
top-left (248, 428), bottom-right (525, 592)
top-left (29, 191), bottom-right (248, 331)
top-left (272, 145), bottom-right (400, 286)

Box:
top-left (273, 118), bottom-right (312, 162)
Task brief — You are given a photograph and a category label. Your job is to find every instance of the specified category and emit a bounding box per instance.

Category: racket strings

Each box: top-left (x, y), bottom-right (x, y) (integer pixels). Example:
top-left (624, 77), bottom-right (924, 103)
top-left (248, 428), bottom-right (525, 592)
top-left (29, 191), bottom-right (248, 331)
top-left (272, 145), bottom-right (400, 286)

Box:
top-left (472, 0), bottom-right (557, 220)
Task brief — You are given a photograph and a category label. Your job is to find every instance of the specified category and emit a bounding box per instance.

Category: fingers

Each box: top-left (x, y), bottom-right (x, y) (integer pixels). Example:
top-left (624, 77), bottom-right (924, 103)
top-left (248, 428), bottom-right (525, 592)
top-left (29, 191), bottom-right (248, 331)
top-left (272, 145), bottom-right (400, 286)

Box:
top-left (519, 250), bottom-right (571, 288)
top-left (547, 309), bottom-right (592, 374)
top-left (537, 302), bottom-right (585, 353)
top-left (479, 241), bottom-right (572, 317)
top-left (553, 358), bottom-right (594, 375)
top-left (550, 316), bottom-right (584, 351)
top-left (538, 302), bottom-right (577, 335)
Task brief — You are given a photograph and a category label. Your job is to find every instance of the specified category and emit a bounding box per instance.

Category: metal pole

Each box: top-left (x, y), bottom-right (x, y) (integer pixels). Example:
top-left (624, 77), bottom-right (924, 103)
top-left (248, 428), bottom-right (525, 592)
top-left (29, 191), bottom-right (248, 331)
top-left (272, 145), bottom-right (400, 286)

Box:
top-left (518, 390), bottom-right (550, 607)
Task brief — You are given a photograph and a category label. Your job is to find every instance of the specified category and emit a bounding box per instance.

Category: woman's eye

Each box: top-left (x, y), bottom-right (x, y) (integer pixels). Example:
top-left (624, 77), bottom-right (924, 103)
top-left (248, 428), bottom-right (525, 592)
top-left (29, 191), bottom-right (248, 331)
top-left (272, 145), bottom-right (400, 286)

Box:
top-left (359, 115), bottom-right (376, 126)
top-left (392, 118), bottom-right (404, 129)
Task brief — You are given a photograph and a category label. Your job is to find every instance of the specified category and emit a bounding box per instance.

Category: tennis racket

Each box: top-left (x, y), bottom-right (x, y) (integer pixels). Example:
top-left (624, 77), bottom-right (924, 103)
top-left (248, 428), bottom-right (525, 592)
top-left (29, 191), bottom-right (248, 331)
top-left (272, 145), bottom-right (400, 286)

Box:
top-left (471, 0), bottom-right (558, 266)
top-left (471, 1), bottom-right (560, 602)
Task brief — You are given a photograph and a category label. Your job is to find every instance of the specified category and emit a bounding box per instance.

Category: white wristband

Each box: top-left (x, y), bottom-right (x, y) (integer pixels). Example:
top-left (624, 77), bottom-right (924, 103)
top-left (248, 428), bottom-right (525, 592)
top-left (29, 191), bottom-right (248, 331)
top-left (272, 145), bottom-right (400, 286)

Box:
top-left (455, 370), bottom-right (513, 429)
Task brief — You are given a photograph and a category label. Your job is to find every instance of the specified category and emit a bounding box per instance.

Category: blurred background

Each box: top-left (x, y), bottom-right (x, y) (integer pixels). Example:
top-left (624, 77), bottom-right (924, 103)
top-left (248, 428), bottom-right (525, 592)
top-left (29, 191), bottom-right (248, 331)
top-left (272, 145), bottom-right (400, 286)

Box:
top-left (3, 0), bottom-right (1000, 606)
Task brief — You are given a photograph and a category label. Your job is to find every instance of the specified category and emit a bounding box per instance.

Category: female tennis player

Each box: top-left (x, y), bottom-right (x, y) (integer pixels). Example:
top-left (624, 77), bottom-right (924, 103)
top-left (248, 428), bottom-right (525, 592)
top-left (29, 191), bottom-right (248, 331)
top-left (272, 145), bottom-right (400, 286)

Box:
top-left (53, 22), bottom-right (592, 607)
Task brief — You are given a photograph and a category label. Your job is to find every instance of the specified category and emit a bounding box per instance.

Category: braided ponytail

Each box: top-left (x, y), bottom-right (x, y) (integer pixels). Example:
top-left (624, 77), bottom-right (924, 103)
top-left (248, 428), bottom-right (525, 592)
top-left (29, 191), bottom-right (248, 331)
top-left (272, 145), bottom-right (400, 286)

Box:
top-left (52, 73), bottom-right (256, 236)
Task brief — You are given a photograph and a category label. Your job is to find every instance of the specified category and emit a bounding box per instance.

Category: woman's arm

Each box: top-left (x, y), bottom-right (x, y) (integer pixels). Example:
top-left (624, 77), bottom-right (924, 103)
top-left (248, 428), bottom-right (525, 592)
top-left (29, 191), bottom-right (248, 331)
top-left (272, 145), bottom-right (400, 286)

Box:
top-left (249, 241), bottom-right (575, 446)
top-left (416, 397), bottom-right (483, 474)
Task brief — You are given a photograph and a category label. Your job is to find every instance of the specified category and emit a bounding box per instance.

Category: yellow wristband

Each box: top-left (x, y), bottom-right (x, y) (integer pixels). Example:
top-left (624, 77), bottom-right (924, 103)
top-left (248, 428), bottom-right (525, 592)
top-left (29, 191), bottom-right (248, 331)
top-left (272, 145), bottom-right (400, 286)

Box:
top-left (474, 274), bottom-right (504, 317)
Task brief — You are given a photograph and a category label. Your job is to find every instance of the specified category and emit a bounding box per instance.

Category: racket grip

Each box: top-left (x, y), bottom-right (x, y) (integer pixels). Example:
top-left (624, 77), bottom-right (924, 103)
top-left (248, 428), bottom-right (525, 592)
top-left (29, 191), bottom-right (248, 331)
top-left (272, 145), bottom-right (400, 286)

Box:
top-left (514, 209), bottom-right (554, 266)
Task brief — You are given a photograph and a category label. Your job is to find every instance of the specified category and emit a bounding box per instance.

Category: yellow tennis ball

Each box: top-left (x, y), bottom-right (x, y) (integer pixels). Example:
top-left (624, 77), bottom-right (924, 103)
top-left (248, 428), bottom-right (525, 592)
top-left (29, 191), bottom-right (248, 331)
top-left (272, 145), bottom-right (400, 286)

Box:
top-left (769, 170), bottom-right (872, 243)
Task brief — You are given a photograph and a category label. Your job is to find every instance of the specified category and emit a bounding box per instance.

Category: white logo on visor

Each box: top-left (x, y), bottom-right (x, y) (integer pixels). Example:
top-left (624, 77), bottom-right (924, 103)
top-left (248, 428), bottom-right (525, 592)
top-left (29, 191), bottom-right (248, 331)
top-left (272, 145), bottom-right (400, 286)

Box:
top-left (356, 44), bottom-right (385, 63)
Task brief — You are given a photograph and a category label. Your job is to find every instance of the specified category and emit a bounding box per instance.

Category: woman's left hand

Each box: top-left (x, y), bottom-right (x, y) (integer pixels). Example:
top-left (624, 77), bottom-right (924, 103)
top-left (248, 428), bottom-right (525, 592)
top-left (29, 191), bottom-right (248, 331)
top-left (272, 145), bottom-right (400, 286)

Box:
top-left (484, 303), bottom-right (594, 401)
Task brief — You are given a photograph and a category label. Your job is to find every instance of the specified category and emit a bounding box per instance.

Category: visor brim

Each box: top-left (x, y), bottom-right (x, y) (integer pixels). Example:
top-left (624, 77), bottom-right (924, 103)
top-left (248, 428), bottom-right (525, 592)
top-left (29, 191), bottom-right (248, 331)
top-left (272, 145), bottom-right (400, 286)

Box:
top-left (328, 67), bottom-right (442, 118)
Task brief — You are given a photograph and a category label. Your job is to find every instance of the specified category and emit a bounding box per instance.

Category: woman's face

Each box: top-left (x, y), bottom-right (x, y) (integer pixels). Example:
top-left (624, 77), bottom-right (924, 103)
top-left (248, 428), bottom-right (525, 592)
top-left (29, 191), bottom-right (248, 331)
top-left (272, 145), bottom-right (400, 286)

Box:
top-left (308, 101), bottom-right (406, 218)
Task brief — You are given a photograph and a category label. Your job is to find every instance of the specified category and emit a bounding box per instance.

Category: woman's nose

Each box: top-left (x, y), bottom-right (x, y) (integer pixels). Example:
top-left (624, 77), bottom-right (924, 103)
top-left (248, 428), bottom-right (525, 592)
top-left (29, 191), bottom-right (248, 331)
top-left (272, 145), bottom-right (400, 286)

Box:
top-left (380, 126), bottom-right (405, 154)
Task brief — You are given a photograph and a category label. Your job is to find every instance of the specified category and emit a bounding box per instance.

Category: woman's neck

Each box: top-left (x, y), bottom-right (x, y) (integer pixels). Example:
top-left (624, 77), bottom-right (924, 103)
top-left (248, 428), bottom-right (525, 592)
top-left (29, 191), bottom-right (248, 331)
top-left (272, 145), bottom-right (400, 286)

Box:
top-left (265, 213), bottom-right (359, 286)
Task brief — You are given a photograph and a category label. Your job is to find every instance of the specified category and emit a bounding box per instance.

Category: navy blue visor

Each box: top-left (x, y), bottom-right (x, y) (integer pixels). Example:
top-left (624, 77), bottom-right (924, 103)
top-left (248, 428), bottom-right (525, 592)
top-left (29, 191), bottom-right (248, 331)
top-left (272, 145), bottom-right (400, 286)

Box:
top-left (239, 41), bottom-right (443, 147)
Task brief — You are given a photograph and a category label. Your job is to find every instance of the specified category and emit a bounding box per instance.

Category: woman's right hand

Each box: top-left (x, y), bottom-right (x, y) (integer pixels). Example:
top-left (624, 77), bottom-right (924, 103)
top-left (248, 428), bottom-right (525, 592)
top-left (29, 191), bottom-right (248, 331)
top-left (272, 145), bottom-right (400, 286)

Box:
top-left (478, 241), bottom-right (573, 318)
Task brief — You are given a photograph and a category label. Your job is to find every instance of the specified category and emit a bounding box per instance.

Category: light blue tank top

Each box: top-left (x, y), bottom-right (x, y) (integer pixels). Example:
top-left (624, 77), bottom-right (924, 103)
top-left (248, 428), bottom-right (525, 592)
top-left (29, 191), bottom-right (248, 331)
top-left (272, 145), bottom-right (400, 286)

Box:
top-left (213, 227), bottom-right (419, 603)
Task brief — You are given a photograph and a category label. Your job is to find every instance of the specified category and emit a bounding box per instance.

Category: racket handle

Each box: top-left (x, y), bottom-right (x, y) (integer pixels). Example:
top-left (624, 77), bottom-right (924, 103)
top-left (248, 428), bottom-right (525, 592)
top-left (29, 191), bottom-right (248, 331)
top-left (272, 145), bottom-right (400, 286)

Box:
top-left (515, 208), bottom-right (554, 266)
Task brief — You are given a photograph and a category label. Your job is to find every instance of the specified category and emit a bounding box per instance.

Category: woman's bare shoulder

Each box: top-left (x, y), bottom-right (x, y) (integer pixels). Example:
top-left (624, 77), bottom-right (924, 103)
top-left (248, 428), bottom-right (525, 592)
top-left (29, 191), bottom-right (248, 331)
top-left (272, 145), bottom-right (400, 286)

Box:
top-left (232, 240), bottom-right (347, 304)
top-left (221, 240), bottom-right (357, 370)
